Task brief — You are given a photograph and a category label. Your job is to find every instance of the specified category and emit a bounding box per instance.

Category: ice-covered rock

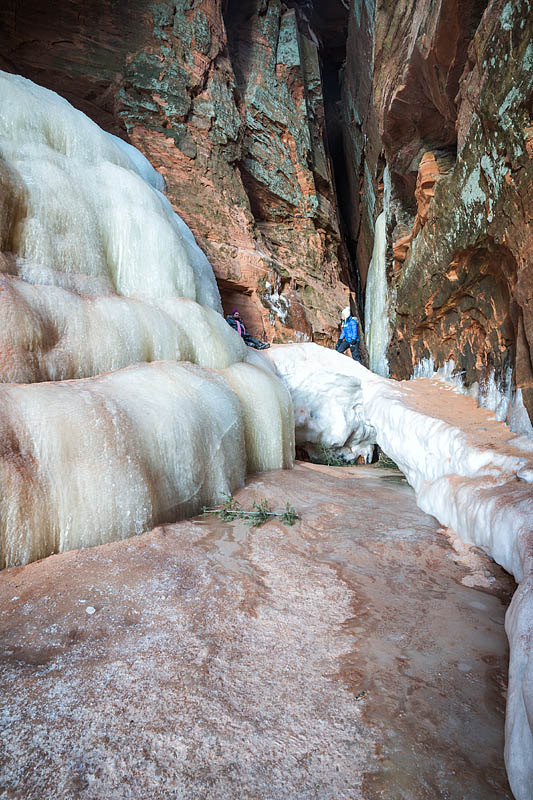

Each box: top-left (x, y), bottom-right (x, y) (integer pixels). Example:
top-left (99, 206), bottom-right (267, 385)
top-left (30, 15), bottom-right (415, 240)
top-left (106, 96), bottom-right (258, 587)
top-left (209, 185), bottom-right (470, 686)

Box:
top-left (412, 356), bottom-right (533, 436)
top-left (267, 344), bottom-right (376, 463)
top-left (0, 72), bottom-right (221, 309)
top-left (268, 342), bottom-right (533, 800)
top-left (0, 362), bottom-right (245, 567)
top-left (0, 72), bottom-right (294, 568)
top-left (0, 274), bottom-right (247, 382)
top-left (364, 211), bottom-right (389, 377)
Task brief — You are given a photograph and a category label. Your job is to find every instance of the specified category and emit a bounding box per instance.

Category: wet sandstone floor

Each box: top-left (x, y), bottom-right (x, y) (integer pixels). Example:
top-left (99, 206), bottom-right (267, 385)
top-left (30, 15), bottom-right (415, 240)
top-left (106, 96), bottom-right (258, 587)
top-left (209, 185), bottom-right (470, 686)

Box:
top-left (0, 463), bottom-right (515, 799)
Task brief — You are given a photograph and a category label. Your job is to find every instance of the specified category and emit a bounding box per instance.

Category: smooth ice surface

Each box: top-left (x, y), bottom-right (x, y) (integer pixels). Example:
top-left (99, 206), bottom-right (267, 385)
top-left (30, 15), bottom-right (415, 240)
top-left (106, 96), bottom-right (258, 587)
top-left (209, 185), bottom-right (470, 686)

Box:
top-left (0, 72), bottom-right (221, 309)
top-left (364, 212), bottom-right (389, 377)
top-left (269, 343), bottom-right (533, 800)
top-left (0, 72), bottom-right (294, 567)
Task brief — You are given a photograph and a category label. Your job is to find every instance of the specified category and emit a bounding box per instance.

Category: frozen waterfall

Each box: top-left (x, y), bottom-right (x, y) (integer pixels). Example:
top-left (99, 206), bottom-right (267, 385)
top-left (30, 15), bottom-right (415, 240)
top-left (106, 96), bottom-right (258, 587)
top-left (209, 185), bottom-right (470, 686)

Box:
top-left (364, 212), bottom-right (389, 377)
top-left (0, 71), bottom-right (294, 568)
top-left (0, 73), bottom-right (221, 307)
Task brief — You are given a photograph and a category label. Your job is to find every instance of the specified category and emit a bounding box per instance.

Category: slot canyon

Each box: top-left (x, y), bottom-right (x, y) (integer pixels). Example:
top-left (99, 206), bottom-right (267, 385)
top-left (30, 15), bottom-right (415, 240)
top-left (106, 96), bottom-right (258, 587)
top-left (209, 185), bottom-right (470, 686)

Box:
top-left (0, 1), bottom-right (532, 798)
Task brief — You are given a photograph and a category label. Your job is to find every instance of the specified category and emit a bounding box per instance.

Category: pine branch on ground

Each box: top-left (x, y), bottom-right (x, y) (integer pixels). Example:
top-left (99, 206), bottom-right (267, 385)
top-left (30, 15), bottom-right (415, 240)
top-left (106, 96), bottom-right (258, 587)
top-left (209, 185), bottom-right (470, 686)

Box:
top-left (202, 496), bottom-right (299, 527)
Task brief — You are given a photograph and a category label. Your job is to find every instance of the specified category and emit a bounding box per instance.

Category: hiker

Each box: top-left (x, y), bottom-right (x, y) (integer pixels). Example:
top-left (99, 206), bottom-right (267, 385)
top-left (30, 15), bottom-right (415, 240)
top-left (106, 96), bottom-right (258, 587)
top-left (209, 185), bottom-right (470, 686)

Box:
top-left (335, 306), bottom-right (360, 361)
top-left (226, 309), bottom-right (270, 350)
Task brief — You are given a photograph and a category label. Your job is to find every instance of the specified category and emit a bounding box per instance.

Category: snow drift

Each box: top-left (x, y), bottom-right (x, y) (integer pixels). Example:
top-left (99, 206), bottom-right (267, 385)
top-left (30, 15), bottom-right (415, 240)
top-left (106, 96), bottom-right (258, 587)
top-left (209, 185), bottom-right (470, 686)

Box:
top-left (0, 72), bottom-right (293, 568)
top-left (268, 344), bottom-right (376, 462)
top-left (268, 342), bottom-right (533, 800)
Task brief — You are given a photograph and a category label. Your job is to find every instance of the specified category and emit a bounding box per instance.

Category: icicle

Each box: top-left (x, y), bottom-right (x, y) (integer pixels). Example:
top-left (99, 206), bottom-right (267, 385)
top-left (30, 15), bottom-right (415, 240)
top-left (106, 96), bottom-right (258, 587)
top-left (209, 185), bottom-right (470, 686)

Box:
top-left (364, 212), bottom-right (389, 377)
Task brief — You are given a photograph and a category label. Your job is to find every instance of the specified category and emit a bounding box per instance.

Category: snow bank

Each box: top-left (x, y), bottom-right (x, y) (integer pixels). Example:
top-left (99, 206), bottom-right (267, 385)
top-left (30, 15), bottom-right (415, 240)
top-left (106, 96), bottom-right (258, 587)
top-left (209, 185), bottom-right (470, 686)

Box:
top-left (268, 342), bottom-right (533, 800)
top-left (0, 72), bottom-right (294, 567)
top-left (268, 344), bottom-right (376, 462)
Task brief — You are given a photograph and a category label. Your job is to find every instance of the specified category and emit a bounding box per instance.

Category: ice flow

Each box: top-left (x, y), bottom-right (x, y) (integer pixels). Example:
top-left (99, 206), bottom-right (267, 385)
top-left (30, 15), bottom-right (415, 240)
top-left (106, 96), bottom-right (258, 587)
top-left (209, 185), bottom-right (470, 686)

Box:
top-left (267, 343), bottom-right (533, 800)
top-left (0, 71), bottom-right (294, 568)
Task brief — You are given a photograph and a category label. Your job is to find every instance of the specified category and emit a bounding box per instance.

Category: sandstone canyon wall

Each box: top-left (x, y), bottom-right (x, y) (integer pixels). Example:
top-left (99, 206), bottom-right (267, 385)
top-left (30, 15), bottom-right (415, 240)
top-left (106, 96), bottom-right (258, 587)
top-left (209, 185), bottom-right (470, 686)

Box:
top-left (340, 0), bottom-right (533, 426)
top-left (0, 0), bottom-right (358, 345)
top-left (1, 0), bottom-right (531, 408)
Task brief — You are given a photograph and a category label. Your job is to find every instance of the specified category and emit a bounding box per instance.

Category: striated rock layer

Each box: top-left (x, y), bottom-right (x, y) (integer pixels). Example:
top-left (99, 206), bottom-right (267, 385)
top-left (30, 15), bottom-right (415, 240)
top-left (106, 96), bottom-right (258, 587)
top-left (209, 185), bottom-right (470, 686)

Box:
top-left (341, 0), bottom-right (533, 425)
top-left (0, 0), bottom-right (356, 344)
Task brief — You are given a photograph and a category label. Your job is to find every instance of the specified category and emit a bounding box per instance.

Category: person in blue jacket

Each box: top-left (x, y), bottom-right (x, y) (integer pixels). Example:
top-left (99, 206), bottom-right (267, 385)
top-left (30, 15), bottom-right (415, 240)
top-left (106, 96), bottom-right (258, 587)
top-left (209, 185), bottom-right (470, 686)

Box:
top-left (335, 306), bottom-right (360, 361)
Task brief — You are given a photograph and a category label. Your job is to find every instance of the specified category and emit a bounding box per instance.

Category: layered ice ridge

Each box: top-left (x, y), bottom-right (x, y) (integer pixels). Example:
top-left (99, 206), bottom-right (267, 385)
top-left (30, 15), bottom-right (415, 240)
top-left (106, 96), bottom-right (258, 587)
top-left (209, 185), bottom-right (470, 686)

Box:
top-left (0, 72), bottom-right (294, 568)
top-left (0, 71), bottom-right (221, 309)
top-left (268, 342), bottom-right (533, 800)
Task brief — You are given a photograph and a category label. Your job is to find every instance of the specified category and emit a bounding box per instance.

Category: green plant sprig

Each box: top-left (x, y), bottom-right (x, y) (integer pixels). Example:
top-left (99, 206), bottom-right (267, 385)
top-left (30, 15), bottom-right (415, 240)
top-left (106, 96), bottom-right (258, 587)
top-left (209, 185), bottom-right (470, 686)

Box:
top-left (202, 495), bottom-right (299, 528)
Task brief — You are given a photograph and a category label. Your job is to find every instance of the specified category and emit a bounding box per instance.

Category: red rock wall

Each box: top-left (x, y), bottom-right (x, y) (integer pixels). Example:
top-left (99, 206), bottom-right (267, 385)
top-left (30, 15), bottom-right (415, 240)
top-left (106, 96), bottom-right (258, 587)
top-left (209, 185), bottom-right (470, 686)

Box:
top-left (3, 0), bottom-right (530, 408)
top-left (342, 0), bottom-right (533, 422)
top-left (0, 0), bottom-right (355, 344)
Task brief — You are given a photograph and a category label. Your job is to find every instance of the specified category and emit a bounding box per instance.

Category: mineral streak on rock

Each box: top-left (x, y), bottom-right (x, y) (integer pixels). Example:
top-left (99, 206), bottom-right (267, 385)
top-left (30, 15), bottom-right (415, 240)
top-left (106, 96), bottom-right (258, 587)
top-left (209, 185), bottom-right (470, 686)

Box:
top-left (0, 0), bottom-right (356, 345)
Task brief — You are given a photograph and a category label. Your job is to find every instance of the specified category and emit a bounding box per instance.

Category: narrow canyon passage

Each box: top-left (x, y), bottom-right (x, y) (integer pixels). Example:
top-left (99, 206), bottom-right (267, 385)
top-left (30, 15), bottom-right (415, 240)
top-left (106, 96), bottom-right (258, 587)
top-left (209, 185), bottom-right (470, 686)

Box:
top-left (0, 1), bottom-right (531, 795)
top-left (0, 463), bottom-right (513, 799)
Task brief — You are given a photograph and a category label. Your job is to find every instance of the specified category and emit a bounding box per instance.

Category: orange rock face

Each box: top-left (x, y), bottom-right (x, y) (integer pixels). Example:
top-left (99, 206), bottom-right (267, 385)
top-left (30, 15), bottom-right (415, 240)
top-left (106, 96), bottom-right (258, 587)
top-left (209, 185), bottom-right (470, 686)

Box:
top-left (340, 0), bottom-right (533, 423)
top-left (412, 152), bottom-right (440, 235)
top-left (392, 227), bottom-right (413, 275)
top-left (392, 151), bottom-right (452, 272)
top-left (0, 0), bottom-right (355, 345)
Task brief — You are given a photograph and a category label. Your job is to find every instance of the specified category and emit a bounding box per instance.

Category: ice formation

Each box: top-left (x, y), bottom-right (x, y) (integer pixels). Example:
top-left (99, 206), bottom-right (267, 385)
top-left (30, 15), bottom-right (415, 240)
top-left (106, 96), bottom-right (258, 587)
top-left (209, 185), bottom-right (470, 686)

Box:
top-left (0, 274), bottom-right (246, 382)
top-left (364, 212), bottom-right (389, 377)
top-left (0, 73), bottom-right (221, 308)
top-left (222, 361), bottom-right (295, 474)
top-left (0, 362), bottom-right (247, 568)
top-left (413, 356), bottom-right (533, 437)
top-left (268, 344), bottom-right (376, 462)
top-left (0, 72), bottom-right (294, 567)
top-left (268, 342), bottom-right (533, 800)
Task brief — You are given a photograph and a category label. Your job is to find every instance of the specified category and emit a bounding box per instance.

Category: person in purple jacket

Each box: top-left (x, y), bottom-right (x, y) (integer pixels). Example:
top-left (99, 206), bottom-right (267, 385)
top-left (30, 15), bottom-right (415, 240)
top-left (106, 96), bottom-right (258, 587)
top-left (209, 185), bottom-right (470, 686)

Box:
top-left (226, 309), bottom-right (270, 350)
top-left (335, 306), bottom-right (360, 361)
